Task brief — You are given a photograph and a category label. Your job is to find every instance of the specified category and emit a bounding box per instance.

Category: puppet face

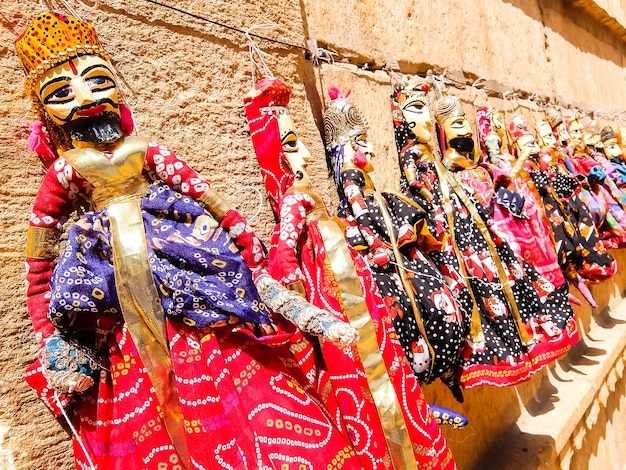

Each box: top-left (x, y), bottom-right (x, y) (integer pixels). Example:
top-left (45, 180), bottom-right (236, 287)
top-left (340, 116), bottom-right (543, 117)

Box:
top-left (277, 112), bottom-right (311, 186)
top-left (35, 55), bottom-right (122, 144)
top-left (488, 108), bottom-right (506, 140)
top-left (568, 119), bottom-right (583, 144)
top-left (515, 134), bottom-right (541, 159)
top-left (605, 138), bottom-right (623, 158)
top-left (401, 93), bottom-right (433, 143)
top-left (342, 131), bottom-right (374, 173)
top-left (443, 115), bottom-right (474, 156)
top-left (536, 121), bottom-right (557, 149)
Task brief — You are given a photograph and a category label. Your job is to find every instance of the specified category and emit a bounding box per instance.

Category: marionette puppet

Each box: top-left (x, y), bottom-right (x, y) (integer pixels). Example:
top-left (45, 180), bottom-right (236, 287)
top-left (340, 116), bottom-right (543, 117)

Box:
top-left (390, 84), bottom-right (577, 389)
top-left (565, 115), bottom-right (626, 248)
top-left (322, 86), bottom-right (468, 402)
top-left (15, 11), bottom-right (379, 470)
top-left (244, 77), bottom-right (459, 470)
top-left (530, 119), bottom-right (618, 287)
top-left (600, 126), bottom-right (626, 185)
top-left (474, 110), bottom-right (567, 292)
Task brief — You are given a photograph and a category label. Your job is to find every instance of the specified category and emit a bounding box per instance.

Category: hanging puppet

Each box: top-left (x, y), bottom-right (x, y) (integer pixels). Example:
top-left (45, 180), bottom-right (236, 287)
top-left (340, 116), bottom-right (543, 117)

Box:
top-left (530, 119), bottom-right (618, 289)
top-left (244, 77), bottom-right (459, 470)
top-left (391, 84), bottom-right (578, 389)
top-left (565, 115), bottom-right (626, 248)
top-left (16, 11), bottom-right (376, 470)
top-left (323, 86), bottom-right (467, 401)
top-left (462, 108), bottom-right (566, 292)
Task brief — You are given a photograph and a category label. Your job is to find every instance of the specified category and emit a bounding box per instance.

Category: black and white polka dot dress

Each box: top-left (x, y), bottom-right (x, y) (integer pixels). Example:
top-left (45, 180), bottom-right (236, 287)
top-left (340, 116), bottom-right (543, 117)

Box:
top-left (399, 149), bottom-right (578, 389)
top-left (337, 167), bottom-right (465, 394)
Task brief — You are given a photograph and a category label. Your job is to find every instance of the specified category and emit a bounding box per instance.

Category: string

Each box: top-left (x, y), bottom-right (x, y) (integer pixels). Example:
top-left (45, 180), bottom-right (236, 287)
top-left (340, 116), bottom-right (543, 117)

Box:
top-left (75, 0), bottom-right (100, 8)
top-left (53, 392), bottom-right (97, 470)
top-left (246, 24), bottom-right (278, 83)
top-left (306, 39), bottom-right (337, 67)
top-left (143, 0), bottom-right (306, 51)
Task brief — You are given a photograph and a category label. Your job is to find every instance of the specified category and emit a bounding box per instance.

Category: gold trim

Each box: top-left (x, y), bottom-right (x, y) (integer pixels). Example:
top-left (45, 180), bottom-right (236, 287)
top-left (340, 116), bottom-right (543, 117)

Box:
top-left (435, 160), bottom-right (532, 345)
top-left (317, 219), bottom-right (418, 470)
top-left (199, 188), bottom-right (231, 221)
top-left (26, 226), bottom-right (59, 259)
top-left (61, 142), bottom-right (192, 469)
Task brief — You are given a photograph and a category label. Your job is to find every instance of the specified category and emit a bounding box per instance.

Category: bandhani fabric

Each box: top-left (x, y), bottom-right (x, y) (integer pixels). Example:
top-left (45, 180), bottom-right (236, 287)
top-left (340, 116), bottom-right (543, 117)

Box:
top-left (24, 142), bottom-right (365, 469)
top-left (246, 77), bottom-right (456, 469)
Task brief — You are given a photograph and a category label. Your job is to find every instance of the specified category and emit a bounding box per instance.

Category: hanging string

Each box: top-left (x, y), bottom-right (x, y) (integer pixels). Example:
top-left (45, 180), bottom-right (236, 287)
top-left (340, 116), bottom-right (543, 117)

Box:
top-left (40, 0), bottom-right (83, 19)
top-left (53, 392), bottom-right (97, 470)
top-left (76, 0), bottom-right (100, 8)
top-left (246, 24), bottom-right (278, 83)
top-left (307, 41), bottom-right (337, 67)
top-left (143, 0), bottom-right (306, 51)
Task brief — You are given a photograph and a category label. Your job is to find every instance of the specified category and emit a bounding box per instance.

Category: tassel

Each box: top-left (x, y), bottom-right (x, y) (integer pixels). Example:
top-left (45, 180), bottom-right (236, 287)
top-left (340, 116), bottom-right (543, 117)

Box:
top-left (327, 85), bottom-right (350, 101)
top-left (28, 121), bottom-right (57, 162)
top-left (120, 103), bottom-right (135, 135)
top-left (567, 293), bottom-right (582, 306)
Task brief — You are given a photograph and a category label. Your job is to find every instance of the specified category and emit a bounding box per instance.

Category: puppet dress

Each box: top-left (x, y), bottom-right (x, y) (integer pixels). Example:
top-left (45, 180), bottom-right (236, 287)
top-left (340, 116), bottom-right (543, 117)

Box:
top-left (335, 167), bottom-right (465, 394)
top-left (455, 162), bottom-right (566, 290)
top-left (529, 161), bottom-right (618, 282)
top-left (400, 152), bottom-right (578, 388)
top-left (24, 139), bottom-right (363, 470)
top-left (268, 185), bottom-right (456, 470)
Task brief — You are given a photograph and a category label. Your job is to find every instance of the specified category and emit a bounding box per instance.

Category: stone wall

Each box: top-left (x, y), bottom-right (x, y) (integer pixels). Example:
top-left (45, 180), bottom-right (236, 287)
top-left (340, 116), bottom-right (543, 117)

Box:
top-left (1, 0), bottom-right (625, 468)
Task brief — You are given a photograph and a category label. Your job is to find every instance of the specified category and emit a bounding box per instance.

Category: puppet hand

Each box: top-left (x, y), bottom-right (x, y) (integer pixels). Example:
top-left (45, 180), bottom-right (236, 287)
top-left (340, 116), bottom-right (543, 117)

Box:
top-left (255, 274), bottom-right (358, 346)
top-left (41, 334), bottom-right (99, 394)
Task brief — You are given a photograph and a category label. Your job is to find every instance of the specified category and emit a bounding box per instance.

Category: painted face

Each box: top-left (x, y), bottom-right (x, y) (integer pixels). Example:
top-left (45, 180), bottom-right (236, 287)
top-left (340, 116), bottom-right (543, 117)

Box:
top-left (36, 55), bottom-right (120, 126)
top-left (515, 134), bottom-right (541, 159)
top-left (553, 123), bottom-right (569, 147)
top-left (605, 138), bottom-right (623, 158)
top-left (401, 93), bottom-right (432, 143)
top-left (488, 109), bottom-right (506, 140)
top-left (35, 55), bottom-right (122, 144)
top-left (277, 112), bottom-right (311, 187)
top-left (568, 119), bottom-right (583, 143)
top-left (443, 115), bottom-right (475, 156)
top-left (341, 131), bottom-right (374, 173)
top-left (536, 121), bottom-right (557, 149)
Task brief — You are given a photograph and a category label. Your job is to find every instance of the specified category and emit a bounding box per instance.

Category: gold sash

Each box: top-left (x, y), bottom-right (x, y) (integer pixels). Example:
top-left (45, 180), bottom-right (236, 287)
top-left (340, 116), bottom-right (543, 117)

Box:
top-left (62, 137), bottom-right (192, 469)
top-left (298, 186), bottom-right (418, 470)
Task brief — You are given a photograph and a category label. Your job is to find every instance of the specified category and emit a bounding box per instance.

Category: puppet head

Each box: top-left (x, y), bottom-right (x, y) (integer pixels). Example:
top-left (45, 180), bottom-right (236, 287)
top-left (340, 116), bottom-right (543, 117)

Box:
top-left (434, 95), bottom-right (476, 169)
top-left (601, 125), bottom-right (623, 158)
top-left (245, 77), bottom-right (313, 218)
top-left (15, 12), bottom-right (133, 153)
top-left (323, 86), bottom-right (373, 189)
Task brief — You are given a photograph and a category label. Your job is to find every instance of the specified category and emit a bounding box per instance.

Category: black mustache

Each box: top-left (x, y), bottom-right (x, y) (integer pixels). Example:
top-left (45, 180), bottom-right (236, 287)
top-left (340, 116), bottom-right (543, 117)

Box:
top-left (63, 99), bottom-right (119, 124)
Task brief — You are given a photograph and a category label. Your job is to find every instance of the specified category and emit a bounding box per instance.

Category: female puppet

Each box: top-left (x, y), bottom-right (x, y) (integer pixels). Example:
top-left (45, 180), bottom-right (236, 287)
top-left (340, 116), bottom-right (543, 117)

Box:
top-left (566, 115), bottom-right (626, 248)
top-left (16, 12), bottom-right (371, 470)
top-left (391, 84), bottom-right (578, 389)
top-left (473, 109), bottom-right (566, 291)
top-left (531, 119), bottom-right (618, 284)
top-left (244, 77), bottom-right (457, 470)
top-left (323, 87), bottom-right (467, 401)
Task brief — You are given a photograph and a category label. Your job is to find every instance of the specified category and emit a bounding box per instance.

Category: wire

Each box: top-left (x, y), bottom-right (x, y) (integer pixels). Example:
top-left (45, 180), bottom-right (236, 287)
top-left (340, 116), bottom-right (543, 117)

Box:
top-left (142, 0), bottom-right (307, 51)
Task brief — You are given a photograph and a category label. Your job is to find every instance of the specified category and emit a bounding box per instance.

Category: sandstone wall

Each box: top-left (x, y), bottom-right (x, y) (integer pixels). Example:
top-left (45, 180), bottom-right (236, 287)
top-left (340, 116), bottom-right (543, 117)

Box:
top-left (1, 0), bottom-right (625, 469)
